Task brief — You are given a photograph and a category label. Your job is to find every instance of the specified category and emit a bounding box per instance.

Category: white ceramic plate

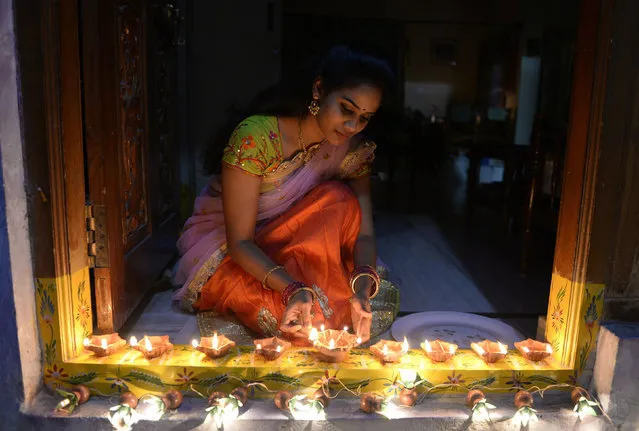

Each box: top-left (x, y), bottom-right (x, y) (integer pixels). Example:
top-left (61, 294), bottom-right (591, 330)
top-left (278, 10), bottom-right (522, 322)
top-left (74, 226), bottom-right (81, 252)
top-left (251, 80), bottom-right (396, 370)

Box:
top-left (391, 311), bottom-right (523, 348)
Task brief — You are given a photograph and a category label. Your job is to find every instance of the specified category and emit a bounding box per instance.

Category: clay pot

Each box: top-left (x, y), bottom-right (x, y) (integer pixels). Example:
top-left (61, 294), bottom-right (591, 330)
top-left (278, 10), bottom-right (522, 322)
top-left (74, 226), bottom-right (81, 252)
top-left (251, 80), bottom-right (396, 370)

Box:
top-left (311, 388), bottom-right (330, 408)
top-left (571, 387), bottom-right (589, 405)
top-left (119, 392), bottom-right (138, 409)
top-left (274, 391), bottom-right (292, 411)
top-left (399, 388), bottom-right (418, 407)
top-left (466, 389), bottom-right (485, 408)
top-left (72, 385), bottom-right (91, 405)
top-left (360, 393), bottom-right (382, 414)
top-left (230, 386), bottom-right (248, 405)
top-left (514, 390), bottom-right (534, 409)
top-left (164, 389), bottom-right (183, 409)
top-left (208, 391), bottom-right (227, 406)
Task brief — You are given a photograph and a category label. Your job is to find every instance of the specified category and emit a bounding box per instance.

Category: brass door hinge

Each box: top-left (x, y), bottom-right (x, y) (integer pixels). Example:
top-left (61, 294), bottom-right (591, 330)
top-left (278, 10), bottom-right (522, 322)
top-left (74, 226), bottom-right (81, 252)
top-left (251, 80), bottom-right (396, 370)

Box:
top-left (85, 204), bottom-right (110, 268)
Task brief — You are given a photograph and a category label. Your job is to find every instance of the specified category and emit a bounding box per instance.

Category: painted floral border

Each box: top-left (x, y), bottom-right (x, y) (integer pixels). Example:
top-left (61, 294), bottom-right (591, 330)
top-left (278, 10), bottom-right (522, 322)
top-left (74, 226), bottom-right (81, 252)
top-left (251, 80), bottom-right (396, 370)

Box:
top-left (545, 273), bottom-right (604, 377)
top-left (44, 360), bottom-right (574, 399)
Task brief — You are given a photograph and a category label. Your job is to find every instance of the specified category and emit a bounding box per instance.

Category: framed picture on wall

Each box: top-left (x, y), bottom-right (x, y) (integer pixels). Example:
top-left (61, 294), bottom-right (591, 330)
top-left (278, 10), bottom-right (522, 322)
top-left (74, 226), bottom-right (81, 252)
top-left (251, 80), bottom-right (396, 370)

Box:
top-left (431, 39), bottom-right (458, 66)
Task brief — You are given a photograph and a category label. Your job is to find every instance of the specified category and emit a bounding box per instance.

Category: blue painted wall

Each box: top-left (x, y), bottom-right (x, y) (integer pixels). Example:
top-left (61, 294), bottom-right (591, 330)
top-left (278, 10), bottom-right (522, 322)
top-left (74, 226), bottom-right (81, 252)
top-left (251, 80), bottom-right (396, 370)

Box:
top-left (0, 0), bottom-right (26, 428)
top-left (0, 149), bottom-right (23, 428)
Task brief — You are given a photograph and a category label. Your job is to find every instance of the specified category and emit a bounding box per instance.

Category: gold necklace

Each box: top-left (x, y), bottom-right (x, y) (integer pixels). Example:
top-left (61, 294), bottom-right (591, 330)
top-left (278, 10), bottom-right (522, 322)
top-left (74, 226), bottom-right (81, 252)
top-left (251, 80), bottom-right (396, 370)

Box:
top-left (297, 118), bottom-right (307, 155)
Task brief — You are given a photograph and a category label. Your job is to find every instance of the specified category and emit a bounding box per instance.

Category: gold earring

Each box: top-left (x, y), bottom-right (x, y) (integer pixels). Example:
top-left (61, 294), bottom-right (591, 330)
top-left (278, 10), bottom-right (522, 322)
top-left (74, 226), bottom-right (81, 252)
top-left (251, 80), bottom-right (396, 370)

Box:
top-left (308, 97), bottom-right (320, 116)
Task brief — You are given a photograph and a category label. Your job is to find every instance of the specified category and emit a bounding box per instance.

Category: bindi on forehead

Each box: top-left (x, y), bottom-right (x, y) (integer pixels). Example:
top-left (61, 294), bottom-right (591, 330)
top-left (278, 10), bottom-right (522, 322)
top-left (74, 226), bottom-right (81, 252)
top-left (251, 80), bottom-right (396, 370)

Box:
top-left (341, 95), bottom-right (376, 114)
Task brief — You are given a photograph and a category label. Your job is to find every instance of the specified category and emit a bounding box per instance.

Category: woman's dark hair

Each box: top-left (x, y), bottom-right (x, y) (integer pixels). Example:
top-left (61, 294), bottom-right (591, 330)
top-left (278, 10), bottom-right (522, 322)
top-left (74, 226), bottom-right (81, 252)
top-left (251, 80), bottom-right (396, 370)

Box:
top-left (203, 45), bottom-right (395, 175)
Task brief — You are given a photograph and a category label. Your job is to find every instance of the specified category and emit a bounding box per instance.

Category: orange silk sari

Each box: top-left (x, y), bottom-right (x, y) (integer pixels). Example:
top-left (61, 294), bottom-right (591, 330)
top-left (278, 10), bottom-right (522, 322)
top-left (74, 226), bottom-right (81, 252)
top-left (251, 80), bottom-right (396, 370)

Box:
top-left (192, 181), bottom-right (361, 337)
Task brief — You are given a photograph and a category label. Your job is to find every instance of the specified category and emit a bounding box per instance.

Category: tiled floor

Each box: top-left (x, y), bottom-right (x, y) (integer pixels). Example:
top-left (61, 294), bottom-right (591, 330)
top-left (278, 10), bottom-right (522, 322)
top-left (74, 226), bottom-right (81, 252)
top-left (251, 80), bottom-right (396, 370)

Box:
top-left (121, 288), bottom-right (197, 345)
top-left (121, 154), bottom-right (552, 343)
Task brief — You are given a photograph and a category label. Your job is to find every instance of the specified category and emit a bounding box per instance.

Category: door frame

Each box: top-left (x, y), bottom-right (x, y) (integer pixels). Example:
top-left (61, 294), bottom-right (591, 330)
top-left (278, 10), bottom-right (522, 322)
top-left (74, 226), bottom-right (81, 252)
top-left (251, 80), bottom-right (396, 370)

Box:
top-left (33, 0), bottom-right (611, 394)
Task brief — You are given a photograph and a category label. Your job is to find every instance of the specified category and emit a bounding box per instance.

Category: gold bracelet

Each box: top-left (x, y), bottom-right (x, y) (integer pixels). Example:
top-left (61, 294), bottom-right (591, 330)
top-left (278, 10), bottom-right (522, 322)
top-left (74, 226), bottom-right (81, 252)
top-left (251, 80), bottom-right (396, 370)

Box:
top-left (262, 265), bottom-right (284, 290)
top-left (350, 273), bottom-right (379, 299)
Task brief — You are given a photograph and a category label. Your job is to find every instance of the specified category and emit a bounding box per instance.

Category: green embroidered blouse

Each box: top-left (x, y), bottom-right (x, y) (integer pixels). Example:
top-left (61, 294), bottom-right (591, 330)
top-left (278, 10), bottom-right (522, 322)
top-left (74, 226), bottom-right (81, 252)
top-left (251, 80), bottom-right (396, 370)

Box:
top-left (221, 115), bottom-right (374, 180)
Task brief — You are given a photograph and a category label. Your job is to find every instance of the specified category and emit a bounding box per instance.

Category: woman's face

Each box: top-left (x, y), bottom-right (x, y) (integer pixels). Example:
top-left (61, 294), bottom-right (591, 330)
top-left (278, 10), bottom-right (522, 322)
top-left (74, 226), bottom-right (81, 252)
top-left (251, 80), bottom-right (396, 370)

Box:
top-left (314, 83), bottom-right (382, 145)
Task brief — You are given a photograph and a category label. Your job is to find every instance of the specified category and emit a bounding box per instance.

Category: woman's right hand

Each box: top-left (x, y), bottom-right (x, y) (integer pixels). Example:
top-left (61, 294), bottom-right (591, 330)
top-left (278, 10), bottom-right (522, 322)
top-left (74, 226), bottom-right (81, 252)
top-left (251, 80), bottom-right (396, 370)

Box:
top-left (280, 290), bottom-right (313, 340)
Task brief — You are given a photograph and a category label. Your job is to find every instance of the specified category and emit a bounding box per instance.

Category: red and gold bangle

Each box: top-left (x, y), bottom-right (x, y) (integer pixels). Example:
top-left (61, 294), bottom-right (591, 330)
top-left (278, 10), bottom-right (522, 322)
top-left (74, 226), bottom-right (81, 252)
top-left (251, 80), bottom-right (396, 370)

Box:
top-left (353, 265), bottom-right (380, 281)
top-left (350, 265), bottom-right (380, 299)
top-left (281, 282), bottom-right (316, 306)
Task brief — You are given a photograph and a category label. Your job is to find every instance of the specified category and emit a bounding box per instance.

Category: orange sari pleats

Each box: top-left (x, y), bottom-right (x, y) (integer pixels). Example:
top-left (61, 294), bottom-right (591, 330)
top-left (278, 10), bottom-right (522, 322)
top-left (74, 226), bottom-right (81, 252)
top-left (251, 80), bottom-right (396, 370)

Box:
top-left (193, 181), bottom-right (361, 336)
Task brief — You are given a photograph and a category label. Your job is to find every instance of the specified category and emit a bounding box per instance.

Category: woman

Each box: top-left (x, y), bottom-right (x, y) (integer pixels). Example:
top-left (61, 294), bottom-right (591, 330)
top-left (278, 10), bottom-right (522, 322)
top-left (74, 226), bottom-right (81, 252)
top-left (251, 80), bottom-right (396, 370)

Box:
top-left (174, 46), bottom-right (396, 344)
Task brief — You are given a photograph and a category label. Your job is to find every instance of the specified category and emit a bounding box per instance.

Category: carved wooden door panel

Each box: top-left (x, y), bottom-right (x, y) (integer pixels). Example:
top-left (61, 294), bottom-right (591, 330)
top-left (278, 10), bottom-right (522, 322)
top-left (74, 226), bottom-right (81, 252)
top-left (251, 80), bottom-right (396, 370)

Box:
top-left (81, 0), bottom-right (181, 332)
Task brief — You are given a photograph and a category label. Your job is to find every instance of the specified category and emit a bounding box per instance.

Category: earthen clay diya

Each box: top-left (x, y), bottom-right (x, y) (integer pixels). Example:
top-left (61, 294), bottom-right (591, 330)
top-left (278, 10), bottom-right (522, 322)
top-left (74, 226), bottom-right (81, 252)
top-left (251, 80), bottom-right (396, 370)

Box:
top-left (421, 339), bottom-right (458, 362)
top-left (131, 335), bottom-right (173, 359)
top-left (515, 338), bottom-right (553, 362)
top-left (195, 333), bottom-right (236, 359)
top-left (370, 338), bottom-right (409, 363)
top-left (471, 340), bottom-right (509, 363)
top-left (83, 333), bottom-right (126, 357)
top-left (312, 328), bottom-right (359, 363)
top-left (254, 337), bottom-right (291, 360)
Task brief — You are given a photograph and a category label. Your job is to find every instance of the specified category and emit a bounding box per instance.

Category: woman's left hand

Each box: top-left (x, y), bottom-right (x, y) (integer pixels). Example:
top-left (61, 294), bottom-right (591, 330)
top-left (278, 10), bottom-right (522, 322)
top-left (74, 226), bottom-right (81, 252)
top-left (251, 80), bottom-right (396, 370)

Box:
top-left (350, 291), bottom-right (372, 343)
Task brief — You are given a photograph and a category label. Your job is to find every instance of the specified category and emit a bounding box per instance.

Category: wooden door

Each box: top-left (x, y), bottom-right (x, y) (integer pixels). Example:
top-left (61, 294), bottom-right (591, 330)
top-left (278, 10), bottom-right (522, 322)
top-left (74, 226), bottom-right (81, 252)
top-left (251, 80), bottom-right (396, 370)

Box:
top-left (80, 0), bottom-right (181, 332)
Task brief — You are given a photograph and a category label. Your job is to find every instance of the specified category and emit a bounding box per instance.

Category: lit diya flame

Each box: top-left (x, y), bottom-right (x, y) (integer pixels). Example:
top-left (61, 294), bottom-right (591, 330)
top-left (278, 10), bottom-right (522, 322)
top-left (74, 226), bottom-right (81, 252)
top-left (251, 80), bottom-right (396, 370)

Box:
top-left (471, 340), bottom-right (509, 363)
top-left (309, 328), bottom-right (319, 343)
top-left (421, 339), bottom-right (457, 362)
top-left (515, 339), bottom-right (553, 362)
top-left (195, 332), bottom-right (236, 359)
top-left (253, 337), bottom-right (290, 360)
top-left (83, 333), bottom-right (126, 357)
top-left (131, 335), bottom-right (173, 359)
top-left (313, 328), bottom-right (358, 363)
top-left (402, 337), bottom-right (409, 353)
top-left (191, 339), bottom-right (199, 349)
top-left (370, 339), bottom-right (409, 363)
